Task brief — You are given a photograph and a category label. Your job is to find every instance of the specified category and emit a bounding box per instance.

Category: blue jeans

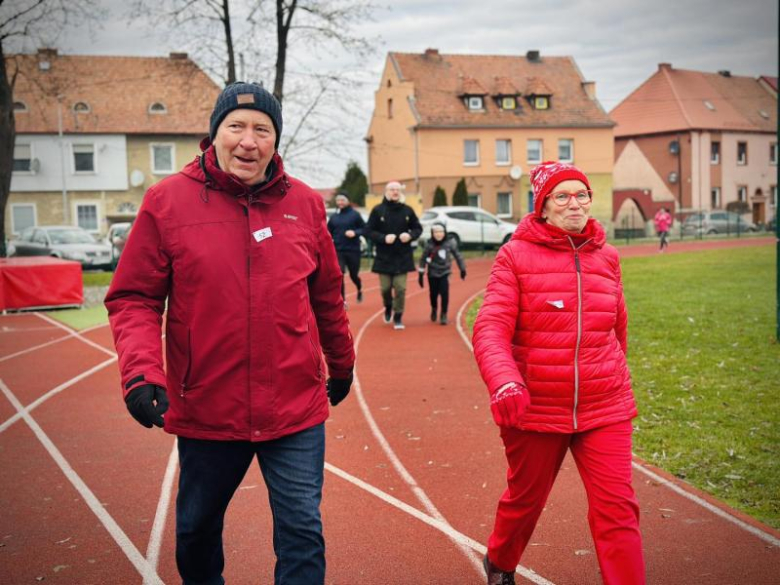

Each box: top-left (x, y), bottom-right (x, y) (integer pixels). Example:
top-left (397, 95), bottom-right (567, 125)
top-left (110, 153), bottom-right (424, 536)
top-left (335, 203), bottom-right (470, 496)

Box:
top-left (175, 424), bottom-right (325, 585)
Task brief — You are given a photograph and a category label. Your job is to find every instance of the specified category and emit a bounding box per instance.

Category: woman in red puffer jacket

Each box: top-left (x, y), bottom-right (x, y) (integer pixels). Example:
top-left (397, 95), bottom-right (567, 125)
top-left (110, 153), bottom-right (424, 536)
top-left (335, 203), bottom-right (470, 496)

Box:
top-left (473, 161), bottom-right (645, 585)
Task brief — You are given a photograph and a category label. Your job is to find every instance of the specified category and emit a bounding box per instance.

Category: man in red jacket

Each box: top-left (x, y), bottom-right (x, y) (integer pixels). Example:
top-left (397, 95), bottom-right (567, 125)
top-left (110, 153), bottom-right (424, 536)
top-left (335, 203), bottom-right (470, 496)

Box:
top-left (105, 82), bottom-right (355, 585)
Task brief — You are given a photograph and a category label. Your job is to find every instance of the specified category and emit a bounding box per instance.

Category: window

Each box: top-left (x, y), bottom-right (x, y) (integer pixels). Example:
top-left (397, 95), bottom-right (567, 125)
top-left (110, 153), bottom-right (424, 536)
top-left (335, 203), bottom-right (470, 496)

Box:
top-left (148, 102), bottom-right (167, 114)
top-left (527, 139), bottom-right (542, 163)
top-left (771, 142), bottom-right (777, 165)
top-left (467, 193), bottom-right (481, 207)
top-left (710, 187), bottom-right (721, 208)
top-left (13, 101), bottom-right (28, 112)
top-left (151, 143), bottom-right (175, 174)
top-left (710, 141), bottom-right (720, 164)
top-left (737, 185), bottom-right (747, 203)
top-left (387, 98), bottom-right (393, 119)
top-left (76, 203), bottom-right (99, 231)
top-left (497, 192), bottom-right (512, 217)
top-left (495, 139), bottom-right (511, 165)
top-left (11, 204), bottom-right (36, 234)
top-left (501, 96), bottom-right (516, 110)
top-left (467, 96), bottom-right (484, 111)
top-left (533, 96), bottom-right (549, 110)
top-left (73, 144), bottom-right (95, 172)
top-left (32, 229), bottom-right (48, 245)
top-left (737, 142), bottom-right (747, 165)
top-left (13, 144), bottom-right (32, 172)
top-left (558, 139), bottom-right (573, 163)
top-left (772, 185), bottom-right (777, 208)
top-left (73, 101), bottom-right (90, 113)
top-left (447, 211), bottom-right (476, 221)
top-left (464, 140), bottom-right (479, 165)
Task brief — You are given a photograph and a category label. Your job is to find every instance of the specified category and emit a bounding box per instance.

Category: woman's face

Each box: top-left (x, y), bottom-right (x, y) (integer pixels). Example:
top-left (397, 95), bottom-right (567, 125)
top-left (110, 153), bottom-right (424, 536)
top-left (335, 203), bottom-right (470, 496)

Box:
top-left (541, 179), bottom-right (591, 233)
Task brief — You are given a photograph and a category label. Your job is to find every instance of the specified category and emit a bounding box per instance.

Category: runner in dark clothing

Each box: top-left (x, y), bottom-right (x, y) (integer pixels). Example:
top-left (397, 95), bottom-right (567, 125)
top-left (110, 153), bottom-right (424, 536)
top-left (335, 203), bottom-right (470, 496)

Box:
top-left (327, 193), bottom-right (365, 303)
top-left (417, 222), bottom-right (466, 325)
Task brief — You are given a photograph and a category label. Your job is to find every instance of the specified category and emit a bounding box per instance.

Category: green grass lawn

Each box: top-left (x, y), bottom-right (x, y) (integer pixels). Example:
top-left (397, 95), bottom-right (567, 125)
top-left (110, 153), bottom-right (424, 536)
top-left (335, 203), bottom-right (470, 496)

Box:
top-left (466, 245), bottom-right (779, 529)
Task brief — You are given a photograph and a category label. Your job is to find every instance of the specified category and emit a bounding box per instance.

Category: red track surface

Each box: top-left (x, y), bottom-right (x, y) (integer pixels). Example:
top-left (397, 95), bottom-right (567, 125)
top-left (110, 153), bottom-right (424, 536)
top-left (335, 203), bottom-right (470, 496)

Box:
top-left (1, 236), bottom-right (778, 584)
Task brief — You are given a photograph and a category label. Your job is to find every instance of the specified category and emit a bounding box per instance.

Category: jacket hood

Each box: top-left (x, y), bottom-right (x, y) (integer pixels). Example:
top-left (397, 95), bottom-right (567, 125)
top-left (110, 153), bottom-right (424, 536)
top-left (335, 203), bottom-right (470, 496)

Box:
top-left (512, 213), bottom-right (606, 250)
top-left (429, 221), bottom-right (447, 239)
top-left (180, 138), bottom-right (289, 204)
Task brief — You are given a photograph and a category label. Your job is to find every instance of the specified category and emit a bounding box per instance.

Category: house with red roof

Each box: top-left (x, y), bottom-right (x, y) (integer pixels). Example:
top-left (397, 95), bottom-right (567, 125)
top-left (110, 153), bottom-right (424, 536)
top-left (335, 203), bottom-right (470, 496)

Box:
top-left (365, 49), bottom-right (615, 225)
top-left (7, 49), bottom-right (220, 236)
top-left (611, 63), bottom-right (777, 229)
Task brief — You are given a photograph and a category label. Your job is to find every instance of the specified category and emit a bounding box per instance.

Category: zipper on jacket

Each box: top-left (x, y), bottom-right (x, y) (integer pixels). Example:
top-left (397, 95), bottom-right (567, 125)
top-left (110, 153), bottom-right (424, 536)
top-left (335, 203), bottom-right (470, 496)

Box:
top-left (180, 329), bottom-right (192, 396)
top-left (572, 246), bottom-right (583, 431)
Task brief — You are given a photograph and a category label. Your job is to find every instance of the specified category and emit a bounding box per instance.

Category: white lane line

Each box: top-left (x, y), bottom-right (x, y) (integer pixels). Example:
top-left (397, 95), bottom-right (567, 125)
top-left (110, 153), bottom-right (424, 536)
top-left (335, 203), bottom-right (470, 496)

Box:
top-left (0, 356), bottom-right (117, 434)
top-left (0, 378), bottom-right (165, 585)
top-left (352, 294), bottom-right (485, 576)
top-left (145, 440), bottom-right (179, 584)
top-left (631, 461), bottom-right (780, 547)
top-left (35, 312), bottom-right (116, 358)
top-left (325, 462), bottom-right (555, 585)
top-left (456, 287), bottom-right (485, 352)
top-left (81, 321), bottom-right (111, 334)
top-left (0, 332), bottom-right (76, 362)
top-left (456, 288), bottom-right (780, 548)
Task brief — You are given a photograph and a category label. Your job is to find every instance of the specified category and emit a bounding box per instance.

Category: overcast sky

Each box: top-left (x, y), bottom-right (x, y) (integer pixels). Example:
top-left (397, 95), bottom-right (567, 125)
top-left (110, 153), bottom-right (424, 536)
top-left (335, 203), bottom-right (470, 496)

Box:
top-left (16, 0), bottom-right (779, 187)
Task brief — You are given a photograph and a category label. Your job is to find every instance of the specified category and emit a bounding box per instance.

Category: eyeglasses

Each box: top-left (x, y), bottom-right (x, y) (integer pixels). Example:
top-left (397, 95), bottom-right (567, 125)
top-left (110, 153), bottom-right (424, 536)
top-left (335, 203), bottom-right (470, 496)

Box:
top-left (548, 190), bottom-right (593, 207)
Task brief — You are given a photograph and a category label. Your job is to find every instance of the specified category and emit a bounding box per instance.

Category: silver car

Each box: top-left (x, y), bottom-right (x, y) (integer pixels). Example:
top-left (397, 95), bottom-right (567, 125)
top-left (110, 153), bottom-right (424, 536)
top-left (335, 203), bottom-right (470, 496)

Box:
top-left (9, 226), bottom-right (113, 270)
top-left (419, 206), bottom-right (517, 248)
top-left (682, 211), bottom-right (758, 236)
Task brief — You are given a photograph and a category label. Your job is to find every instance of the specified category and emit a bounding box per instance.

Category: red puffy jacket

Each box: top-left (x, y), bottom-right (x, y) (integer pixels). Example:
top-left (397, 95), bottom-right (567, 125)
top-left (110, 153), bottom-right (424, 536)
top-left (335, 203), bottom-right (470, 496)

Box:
top-left (105, 145), bottom-right (354, 441)
top-left (473, 215), bottom-right (637, 433)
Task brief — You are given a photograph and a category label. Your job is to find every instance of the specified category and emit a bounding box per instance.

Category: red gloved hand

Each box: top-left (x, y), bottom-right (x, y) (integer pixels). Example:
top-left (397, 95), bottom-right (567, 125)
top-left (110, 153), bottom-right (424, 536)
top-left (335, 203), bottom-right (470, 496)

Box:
top-left (490, 382), bottom-right (530, 428)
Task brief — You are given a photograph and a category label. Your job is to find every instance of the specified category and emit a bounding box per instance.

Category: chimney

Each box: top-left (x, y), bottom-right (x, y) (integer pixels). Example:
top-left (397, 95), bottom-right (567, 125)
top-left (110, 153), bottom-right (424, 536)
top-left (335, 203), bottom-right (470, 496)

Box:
top-left (169, 52), bottom-right (189, 60)
top-left (658, 63), bottom-right (672, 71)
top-left (37, 48), bottom-right (58, 71)
top-left (526, 50), bottom-right (540, 63)
top-left (582, 81), bottom-right (596, 100)
top-left (718, 70), bottom-right (731, 78)
top-left (424, 48), bottom-right (440, 60)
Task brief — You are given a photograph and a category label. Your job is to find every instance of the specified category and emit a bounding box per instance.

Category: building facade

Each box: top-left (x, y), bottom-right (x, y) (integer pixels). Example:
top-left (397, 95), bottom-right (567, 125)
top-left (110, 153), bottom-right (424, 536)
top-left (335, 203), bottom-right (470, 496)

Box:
top-left (611, 64), bottom-right (777, 229)
top-left (8, 49), bottom-right (220, 236)
top-left (365, 49), bottom-right (615, 226)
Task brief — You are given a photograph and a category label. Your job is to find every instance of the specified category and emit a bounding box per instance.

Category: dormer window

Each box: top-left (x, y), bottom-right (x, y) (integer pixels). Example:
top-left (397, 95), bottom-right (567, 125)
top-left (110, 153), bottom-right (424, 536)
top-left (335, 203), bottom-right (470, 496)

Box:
top-left (467, 96), bottom-right (484, 111)
top-left (73, 101), bottom-right (90, 113)
top-left (149, 102), bottom-right (167, 114)
top-left (13, 101), bottom-right (28, 112)
top-left (501, 96), bottom-right (517, 110)
top-left (533, 96), bottom-right (549, 110)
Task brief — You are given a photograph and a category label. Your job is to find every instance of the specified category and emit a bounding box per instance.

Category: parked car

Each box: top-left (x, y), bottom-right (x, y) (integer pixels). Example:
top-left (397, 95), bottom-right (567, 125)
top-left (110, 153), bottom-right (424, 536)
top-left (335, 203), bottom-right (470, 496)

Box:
top-left (9, 226), bottom-right (113, 270)
top-left (104, 221), bottom-right (133, 265)
top-left (419, 206), bottom-right (517, 248)
top-left (682, 211), bottom-right (758, 236)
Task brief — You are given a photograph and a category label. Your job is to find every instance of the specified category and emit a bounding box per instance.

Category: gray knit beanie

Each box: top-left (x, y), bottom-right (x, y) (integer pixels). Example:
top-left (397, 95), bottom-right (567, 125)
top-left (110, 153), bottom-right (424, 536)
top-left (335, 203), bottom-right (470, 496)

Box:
top-left (209, 82), bottom-right (283, 149)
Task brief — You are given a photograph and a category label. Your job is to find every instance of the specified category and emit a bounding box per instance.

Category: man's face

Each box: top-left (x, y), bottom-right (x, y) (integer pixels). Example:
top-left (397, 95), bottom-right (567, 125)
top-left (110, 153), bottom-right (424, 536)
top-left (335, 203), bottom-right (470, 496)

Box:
top-left (214, 109), bottom-right (276, 186)
top-left (385, 185), bottom-right (402, 202)
top-left (335, 196), bottom-right (349, 209)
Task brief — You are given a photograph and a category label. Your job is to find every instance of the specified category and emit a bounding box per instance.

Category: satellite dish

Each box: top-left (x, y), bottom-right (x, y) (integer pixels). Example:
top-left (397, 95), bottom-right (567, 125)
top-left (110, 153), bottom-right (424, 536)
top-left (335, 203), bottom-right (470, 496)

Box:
top-left (130, 169), bottom-right (145, 187)
top-left (509, 165), bottom-right (522, 180)
top-left (30, 158), bottom-right (41, 173)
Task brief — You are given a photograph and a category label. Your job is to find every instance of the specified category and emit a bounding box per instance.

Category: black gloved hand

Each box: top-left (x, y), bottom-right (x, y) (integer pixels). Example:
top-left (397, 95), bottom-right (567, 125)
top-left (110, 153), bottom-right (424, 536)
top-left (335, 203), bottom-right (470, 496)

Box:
top-left (418, 272), bottom-right (424, 288)
top-left (125, 384), bottom-right (169, 428)
top-left (326, 373), bottom-right (353, 406)
top-left (460, 269), bottom-right (467, 280)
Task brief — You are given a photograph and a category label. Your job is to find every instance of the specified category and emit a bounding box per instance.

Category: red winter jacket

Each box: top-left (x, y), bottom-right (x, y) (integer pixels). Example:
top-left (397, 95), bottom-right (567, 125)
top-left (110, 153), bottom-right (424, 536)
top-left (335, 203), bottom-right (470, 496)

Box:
top-left (105, 145), bottom-right (354, 442)
top-left (473, 215), bottom-right (637, 433)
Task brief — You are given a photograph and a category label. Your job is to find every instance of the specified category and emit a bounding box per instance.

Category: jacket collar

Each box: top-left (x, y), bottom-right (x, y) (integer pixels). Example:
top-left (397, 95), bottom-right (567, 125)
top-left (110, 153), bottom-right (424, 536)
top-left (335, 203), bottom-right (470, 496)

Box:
top-left (512, 213), bottom-right (606, 251)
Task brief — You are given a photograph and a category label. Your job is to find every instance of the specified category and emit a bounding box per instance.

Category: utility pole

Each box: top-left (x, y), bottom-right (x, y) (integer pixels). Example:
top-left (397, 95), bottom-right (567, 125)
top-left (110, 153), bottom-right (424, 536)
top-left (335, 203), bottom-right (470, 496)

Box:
top-left (57, 96), bottom-right (69, 224)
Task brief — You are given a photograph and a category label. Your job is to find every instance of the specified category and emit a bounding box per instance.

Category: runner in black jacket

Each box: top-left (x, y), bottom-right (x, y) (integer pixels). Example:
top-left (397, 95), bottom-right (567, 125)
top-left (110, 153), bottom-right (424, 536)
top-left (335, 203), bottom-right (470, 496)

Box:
top-left (417, 222), bottom-right (466, 325)
top-left (327, 193), bottom-right (365, 304)
top-left (364, 181), bottom-right (422, 329)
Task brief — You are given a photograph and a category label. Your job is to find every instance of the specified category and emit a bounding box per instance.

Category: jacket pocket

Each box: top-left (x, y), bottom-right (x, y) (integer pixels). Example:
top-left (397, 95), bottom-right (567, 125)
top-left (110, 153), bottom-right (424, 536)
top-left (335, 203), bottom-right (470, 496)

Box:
top-left (307, 321), bottom-right (324, 380)
top-left (181, 328), bottom-right (193, 391)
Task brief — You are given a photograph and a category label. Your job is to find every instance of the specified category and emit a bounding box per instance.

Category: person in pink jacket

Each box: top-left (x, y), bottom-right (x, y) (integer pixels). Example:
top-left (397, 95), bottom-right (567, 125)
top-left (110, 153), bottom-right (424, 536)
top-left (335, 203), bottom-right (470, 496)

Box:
top-left (106, 82), bottom-right (354, 585)
top-left (654, 207), bottom-right (673, 252)
top-left (473, 161), bottom-right (645, 585)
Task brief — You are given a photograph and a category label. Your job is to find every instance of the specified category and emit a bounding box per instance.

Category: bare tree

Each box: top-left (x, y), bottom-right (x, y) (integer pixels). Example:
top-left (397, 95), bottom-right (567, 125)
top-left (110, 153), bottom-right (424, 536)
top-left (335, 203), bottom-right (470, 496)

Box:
top-left (0, 0), bottom-right (104, 256)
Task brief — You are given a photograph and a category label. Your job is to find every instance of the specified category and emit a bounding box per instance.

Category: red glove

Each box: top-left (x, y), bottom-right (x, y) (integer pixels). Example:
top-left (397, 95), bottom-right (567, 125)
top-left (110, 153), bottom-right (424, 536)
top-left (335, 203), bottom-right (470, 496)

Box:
top-left (490, 382), bottom-right (530, 428)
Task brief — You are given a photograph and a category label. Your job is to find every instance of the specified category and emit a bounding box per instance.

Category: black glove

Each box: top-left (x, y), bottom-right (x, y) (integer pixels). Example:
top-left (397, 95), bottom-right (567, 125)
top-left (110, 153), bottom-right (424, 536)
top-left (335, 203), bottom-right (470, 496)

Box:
top-left (125, 384), bottom-right (169, 428)
top-left (418, 272), bottom-right (424, 288)
top-left (326, 373), bottom-right (353, 406)
top-left (460, 269), bottom-right (467, 280)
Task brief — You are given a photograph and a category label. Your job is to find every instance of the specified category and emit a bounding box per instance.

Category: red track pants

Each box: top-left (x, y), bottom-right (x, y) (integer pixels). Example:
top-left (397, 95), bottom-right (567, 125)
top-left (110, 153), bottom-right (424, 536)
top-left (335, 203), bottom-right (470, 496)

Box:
top-left (487, 419), bottom-right (646, 584)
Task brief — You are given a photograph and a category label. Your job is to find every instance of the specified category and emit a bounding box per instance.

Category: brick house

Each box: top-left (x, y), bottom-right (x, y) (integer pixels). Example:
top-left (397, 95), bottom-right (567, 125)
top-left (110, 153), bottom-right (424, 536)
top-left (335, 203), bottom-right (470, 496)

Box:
top-left (7, 49), bottom-right (220, 236)
top-left (611, 64), bottom-right (777, 230)
top-left (365, 49), bottom-right (615, 226)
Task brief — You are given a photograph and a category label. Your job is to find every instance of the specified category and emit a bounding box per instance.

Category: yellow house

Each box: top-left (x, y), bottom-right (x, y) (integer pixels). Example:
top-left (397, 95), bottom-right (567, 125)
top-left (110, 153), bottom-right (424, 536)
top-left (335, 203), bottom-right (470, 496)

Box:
top-left (7, 49), bottom-right (220, 236)
top-left (366, 49), bottom-right (615, 225)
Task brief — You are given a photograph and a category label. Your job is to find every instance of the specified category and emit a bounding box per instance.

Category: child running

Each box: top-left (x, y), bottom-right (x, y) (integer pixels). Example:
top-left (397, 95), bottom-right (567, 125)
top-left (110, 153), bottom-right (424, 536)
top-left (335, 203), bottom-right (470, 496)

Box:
top-left (417, 222), bottom-right (466, 325)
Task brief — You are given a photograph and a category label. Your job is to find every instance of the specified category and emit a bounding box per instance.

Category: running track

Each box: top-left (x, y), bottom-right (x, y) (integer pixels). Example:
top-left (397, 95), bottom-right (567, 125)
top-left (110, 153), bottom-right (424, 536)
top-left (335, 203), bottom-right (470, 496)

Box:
top-left (0, 236), bottom-right (778, 583)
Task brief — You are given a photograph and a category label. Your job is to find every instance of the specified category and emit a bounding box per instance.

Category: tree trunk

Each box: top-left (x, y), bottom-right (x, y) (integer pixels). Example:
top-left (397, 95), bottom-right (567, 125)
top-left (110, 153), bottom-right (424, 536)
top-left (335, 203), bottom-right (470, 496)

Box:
top-left (0, 43), bottom-right (16, 257)
top-left (274, 0), bottom-right (296, 104)
top-left (222, 0), bottom-right (236, 83)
